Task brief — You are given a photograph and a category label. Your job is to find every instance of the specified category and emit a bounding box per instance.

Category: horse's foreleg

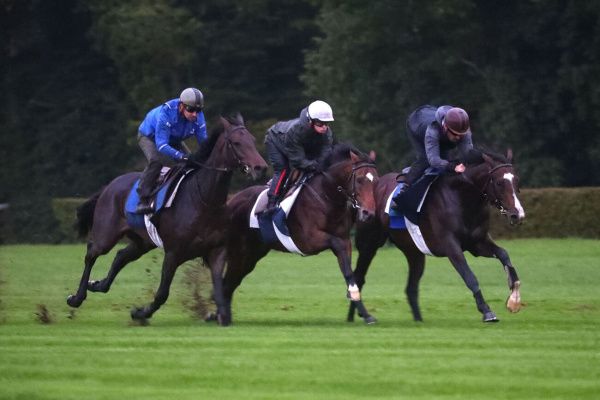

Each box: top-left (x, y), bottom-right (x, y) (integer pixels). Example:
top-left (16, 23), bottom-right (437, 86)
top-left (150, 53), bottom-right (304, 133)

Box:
top-left (492, 245), bottom-right (522, 313)
top-left (472, 238), bottom-right (522, 313)
top-left (331, 237), bottom-right (376, 324)
top-left (131, 251), bottom-right (181, 321)
top-left (348, 227), bottom-right (381, 322)
top-left (67, 242), bottom-right (99, 307)
top-left (89, 241), bottom-right (154, 293)
top-left (447, 250), bottom-right (498, 322)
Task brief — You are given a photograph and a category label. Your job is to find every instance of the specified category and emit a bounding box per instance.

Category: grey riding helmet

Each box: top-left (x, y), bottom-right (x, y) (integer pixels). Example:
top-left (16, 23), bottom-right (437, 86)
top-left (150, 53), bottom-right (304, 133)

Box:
top-left (179, 88), bottom-right (204, 109)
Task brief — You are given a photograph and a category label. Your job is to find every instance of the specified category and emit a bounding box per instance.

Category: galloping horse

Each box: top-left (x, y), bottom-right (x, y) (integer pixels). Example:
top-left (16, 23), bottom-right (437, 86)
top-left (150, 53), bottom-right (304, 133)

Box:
top-left (213, 144), bottom-right (379, 325)
top-left (67, 114), bottom-right (268, 321)
top-left (349, 149), bottom-right (525, 323)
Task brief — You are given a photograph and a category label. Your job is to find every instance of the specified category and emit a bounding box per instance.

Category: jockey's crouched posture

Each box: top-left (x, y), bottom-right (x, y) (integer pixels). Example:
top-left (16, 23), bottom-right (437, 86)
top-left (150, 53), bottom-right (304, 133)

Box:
top-left (392, 105), bottom-right (474, 208)
top-left (135, 88), bottom-right (208, 214)
top-left (262, 100), bottom-right (335, 215)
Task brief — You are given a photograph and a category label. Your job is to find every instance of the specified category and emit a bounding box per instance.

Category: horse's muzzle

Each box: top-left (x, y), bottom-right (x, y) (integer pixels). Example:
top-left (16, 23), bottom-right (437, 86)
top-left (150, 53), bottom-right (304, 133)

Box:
top-left (357, 207), bottom-right (375, 223)
top-left (245, 164), bottom-right (267, 180)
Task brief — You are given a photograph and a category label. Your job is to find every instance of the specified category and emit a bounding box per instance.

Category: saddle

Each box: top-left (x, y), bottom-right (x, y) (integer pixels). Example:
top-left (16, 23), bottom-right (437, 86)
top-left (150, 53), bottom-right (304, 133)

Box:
top-left (125, 166), bottom-right (193, 229)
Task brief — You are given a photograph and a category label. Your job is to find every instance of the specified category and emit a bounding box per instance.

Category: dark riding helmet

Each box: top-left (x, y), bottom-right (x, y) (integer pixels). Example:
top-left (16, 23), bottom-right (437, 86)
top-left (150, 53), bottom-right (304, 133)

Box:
top-left (180, 87), bottom-right (204, 109)
top-left (444, 107), bottom-right (470, 135)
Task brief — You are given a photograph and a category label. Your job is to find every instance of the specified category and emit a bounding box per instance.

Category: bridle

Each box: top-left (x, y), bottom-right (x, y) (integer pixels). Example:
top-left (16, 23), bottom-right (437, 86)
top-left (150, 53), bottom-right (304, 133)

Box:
top-left (186, 125), bottom-right (250, 173)
top-left (320, 159), bottom-right (377, 209)
top-left (481, 163), bottom-right (514, 214)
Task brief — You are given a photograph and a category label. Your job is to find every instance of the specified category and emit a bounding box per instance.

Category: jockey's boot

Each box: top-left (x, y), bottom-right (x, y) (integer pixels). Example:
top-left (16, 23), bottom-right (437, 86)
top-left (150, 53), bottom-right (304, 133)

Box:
top-left (135, 197), bottom-right (154, 214)
top-left (262, 195), bottom-right (278, 216)
top-left (391, 183), bottom-right (410, 211)
top-left (136, 161), bottom-right (161, 214)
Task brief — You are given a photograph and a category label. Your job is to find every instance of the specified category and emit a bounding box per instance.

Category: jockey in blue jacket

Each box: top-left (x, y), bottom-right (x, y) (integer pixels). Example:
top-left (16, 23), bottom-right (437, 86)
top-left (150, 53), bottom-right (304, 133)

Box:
top-left (136, 87), bottom-right (207, 214)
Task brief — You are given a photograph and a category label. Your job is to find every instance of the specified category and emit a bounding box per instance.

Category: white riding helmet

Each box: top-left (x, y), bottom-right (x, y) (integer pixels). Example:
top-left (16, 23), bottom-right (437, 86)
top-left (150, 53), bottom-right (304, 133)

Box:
top-left (307, 100), bottom-right (334, 122)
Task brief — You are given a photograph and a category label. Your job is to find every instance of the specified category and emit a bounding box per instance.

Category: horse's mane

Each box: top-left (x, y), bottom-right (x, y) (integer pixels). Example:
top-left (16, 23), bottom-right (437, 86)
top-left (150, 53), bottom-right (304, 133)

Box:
top-left (323, 142), bottom-right (371, 168)
top-left (189, 113), bottom-right (244, 164)
top-left (461, 147), bottom-right (508, 166)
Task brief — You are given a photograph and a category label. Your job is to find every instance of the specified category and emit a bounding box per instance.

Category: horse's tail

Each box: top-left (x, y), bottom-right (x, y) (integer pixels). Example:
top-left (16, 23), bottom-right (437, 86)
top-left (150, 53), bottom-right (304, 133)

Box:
top-left (75, 189), bottom-right (103, 238)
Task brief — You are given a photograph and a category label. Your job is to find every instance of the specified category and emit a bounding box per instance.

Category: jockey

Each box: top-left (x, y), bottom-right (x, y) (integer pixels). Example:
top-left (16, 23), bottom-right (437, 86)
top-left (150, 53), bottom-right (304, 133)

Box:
top-left (393, 105), bottom-right (473, 204)
top-left (135, 88), bottom-right (208, 214)
top-left (263, 100), bottom-right (335, 214)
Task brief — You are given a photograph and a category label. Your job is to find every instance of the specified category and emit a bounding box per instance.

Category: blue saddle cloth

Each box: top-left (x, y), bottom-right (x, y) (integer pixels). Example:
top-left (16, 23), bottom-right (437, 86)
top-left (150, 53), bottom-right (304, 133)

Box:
top-left (257, 208), bottom-right (290, 244)
top-left (124, 180), bottom-right (173, 229)
top-left (392, 170), bottom-right (440, 225)
top-left (389, 183), bottom-right (408, 229)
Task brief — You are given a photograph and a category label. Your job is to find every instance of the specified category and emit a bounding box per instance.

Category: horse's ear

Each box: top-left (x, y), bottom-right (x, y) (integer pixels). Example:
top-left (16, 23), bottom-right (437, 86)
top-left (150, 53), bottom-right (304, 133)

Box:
top-left (369, 150), bottom-right (376, 162)
top-left (506, 148), bottom-right (513, 163)
top-left (350, 151), bottom-right (360, 162)
top-left (220, 116), bottom-right (231, 130)
top-left (235, 112), bottom-right (244, 126)
top-left (482, 153), bottom-right (494, 166)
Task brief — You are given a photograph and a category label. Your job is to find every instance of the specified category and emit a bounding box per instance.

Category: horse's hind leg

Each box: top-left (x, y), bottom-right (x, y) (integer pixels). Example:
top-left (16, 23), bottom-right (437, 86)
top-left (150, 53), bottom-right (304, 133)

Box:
top-left (447, 249), bottom-right (498, 322)
top-left (131, 251), bottom-right (182, 321)
top-left (67, 241), bottom-right (101, 307)
top-left (88, 239), bottom-right (155, 293)
top-left (471, 237), bottom-right (522, 313)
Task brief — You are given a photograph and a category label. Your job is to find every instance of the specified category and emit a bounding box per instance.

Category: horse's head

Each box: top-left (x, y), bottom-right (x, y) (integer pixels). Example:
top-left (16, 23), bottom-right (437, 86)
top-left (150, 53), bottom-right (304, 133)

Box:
top-left (207, 114), bottom-right (267, 179)
top-left (481, 149), bottom-right (526, 225)
top-left (325, 145), bottom-right (378, 222)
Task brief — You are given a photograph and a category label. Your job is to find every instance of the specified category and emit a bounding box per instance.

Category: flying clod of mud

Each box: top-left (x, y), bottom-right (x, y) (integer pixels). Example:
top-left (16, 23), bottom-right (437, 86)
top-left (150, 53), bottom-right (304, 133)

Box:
top-left (35, 304), bottom-right (54, 324)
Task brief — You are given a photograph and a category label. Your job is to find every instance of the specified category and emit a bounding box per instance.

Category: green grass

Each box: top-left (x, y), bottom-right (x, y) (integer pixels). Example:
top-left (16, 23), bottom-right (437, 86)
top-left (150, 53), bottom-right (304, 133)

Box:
top-left (0, 239), bottom-right (599, 399)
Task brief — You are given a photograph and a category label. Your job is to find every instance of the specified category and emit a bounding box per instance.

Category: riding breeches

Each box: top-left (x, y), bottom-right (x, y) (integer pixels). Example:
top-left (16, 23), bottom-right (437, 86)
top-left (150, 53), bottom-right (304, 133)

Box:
top-left (265, 140), bottom-right (289, 199)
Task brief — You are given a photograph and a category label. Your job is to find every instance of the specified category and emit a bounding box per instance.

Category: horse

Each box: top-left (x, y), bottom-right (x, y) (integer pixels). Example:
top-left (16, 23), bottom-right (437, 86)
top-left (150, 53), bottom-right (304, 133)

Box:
top-left (348, 149), bottom-right (525, 323)
top-left (67, 114), bottom-right (268, 321)
top-left (211, 144), bottom-right (379, 326)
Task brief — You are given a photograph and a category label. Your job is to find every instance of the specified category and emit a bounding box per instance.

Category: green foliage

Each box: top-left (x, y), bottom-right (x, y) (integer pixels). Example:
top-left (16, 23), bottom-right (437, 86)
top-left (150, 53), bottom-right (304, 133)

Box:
top-left (1, 242), bottom-right (599, 398)
top-left (51, 198), bottom-right (87, 243)
top-left (490, 187), bottom-right (600, 239)
top-left (304, 1), bottom-right (600, 186)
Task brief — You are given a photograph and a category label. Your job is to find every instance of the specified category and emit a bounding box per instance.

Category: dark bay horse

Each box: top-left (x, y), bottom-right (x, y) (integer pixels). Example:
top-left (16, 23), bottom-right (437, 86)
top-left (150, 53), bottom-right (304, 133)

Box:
top-left (349, 149), bottom-right (525, 323)
top-left (67, 114), bottom-right (268, 321)
top-left (213, 144), bottom-right (379, 325)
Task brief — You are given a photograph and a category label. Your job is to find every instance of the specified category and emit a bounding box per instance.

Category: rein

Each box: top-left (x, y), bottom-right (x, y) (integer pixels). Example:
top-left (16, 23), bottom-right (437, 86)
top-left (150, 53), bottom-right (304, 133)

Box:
top-left (186, 126), bottom-right (249, 173)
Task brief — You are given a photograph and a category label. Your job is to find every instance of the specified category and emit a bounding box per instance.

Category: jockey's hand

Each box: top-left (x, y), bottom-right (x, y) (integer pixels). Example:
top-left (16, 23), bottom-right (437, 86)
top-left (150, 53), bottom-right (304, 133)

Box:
top-left (455, 163), bottom-right (466, 173)
top-left (305, 162), bottom-right (321, 174)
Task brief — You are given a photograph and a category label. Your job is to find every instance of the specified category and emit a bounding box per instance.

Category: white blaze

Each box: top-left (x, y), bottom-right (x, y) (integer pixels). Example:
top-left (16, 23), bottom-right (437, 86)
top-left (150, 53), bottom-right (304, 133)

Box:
top-left (503, 173), bottom-right (525, 218)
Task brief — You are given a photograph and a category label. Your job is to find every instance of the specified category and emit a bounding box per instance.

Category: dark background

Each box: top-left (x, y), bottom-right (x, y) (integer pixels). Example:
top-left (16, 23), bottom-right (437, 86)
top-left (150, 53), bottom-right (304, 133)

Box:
top-left (2, 0), bottom-right (599, 242)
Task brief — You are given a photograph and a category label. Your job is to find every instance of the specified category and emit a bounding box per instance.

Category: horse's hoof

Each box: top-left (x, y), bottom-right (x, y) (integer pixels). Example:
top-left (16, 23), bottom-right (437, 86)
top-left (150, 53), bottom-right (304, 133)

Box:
top-left (87, 280), bottom-right (104, 293)
top-left (66, 294), bottom-right (82, 308)
top-left (130, 307), bottom-right (148, 321)
top-left (506, 298), bottom-right (522, 313)
top-left (483, 311), bottom-right (499, 323)
top-left (364, 315), bottom-right (377, 325)
top-left (204, 312), bottom-right (218, 322)
top-left (217, 313), bottom-right (231, 327)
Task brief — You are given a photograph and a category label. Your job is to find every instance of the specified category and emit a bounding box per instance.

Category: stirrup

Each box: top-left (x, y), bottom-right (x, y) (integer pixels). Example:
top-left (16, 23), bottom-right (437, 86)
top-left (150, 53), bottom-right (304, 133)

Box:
top-left (135, 201), bottom-right (154, 214)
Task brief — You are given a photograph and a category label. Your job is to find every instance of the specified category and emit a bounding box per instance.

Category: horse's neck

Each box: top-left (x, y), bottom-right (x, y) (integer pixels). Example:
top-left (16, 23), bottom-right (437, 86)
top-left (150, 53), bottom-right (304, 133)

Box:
top-left (189, 167), bottom-right (233, 207)
top-left (442, 164), bottom-right (489, 203)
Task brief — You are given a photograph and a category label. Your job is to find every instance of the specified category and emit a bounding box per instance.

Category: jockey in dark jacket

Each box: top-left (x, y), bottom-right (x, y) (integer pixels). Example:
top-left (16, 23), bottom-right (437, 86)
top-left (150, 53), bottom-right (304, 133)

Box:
top-left (393, 105), bottom-right (473, 204)
top-left (263, 100), bottom-right (334, 213)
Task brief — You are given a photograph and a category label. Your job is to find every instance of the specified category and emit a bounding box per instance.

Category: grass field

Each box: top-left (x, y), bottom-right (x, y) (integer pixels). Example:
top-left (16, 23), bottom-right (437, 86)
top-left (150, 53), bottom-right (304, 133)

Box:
top-left (0, 239), bottom-right (599, 399)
